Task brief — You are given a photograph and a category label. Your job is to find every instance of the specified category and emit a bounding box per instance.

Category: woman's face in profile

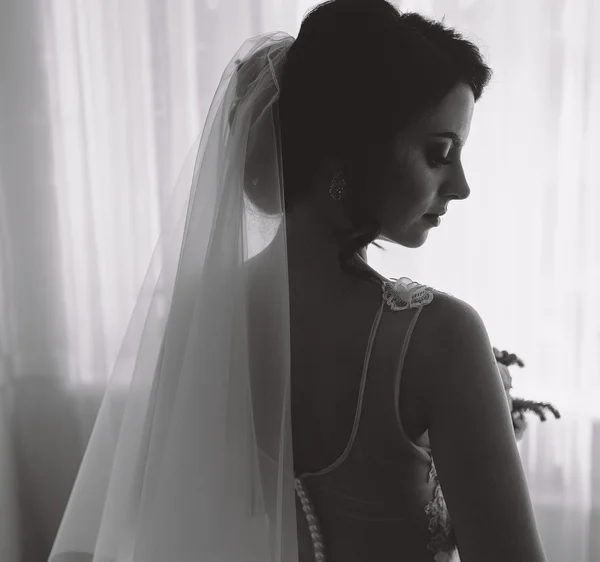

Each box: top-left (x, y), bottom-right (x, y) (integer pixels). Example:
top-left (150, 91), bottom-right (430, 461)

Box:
top-left (377, 82), bottom-right (475, 248)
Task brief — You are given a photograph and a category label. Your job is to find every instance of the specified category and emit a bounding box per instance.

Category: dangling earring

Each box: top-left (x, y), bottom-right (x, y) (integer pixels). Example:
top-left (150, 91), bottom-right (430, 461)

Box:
top-left (328, 170), bottom-right (346, 201)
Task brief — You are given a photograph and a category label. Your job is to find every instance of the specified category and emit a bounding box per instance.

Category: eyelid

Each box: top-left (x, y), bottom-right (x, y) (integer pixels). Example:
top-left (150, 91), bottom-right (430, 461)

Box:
top-left (429, 132), bottom-right (464, 150)
top-left (429, 141), bottom-right (452, 155)
top-left (427, 144), bottom-right (452, 161)
top-left (426, 147), bottom-right (453, 167)
top-left (440, 142), bottom-right (453, 155)
top-left (431, 156), bottom-right (452, 166)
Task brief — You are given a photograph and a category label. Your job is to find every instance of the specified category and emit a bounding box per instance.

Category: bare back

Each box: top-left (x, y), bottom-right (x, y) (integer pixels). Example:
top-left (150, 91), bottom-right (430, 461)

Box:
top-left (288, 274), bottom-right (433, 475)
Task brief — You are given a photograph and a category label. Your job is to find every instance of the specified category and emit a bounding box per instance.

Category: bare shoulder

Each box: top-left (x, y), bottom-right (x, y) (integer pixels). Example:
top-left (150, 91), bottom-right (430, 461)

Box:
top-left (412, 289), bottom-right (547, 561)
top-left (412, 288), bottom-right (489, 363)
top-left (421, 287), bottom-right (479, 331)
top-left (412, 288), bottom-right (500, 414)
top-left (395, 287), bottom-right (480, 372)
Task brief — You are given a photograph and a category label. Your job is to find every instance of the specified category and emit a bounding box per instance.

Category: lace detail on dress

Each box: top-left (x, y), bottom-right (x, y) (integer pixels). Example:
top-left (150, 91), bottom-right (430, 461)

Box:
top-left (382, 277), bottom-right (434, 311)
top-left (424, 459), bottom-right (457, 562)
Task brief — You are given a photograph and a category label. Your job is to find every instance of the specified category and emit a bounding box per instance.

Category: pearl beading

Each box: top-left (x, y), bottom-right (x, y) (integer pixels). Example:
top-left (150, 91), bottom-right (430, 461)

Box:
top-left (295, 476), bottom-right (326, 561)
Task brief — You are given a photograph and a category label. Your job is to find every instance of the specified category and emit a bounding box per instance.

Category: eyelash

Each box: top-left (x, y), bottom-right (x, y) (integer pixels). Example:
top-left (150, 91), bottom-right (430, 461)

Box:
top-left (428, 147), bottom-right (452, 168)
top-left (428, 155), bottom-right (453, 168)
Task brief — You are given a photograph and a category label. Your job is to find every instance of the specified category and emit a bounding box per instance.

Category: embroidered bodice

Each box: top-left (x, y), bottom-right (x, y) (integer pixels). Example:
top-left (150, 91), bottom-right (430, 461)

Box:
top-left (294, 276), bottom-right (457, 562)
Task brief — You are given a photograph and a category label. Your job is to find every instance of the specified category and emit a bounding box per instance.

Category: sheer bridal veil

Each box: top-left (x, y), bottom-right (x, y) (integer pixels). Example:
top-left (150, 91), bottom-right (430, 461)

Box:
top-left (49, 31), bottom-right (299, 562)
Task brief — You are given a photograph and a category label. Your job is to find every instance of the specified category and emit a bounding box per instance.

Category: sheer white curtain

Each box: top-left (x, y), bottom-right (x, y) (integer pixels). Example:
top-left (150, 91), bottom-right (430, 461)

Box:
top-left (0, 1), bottom-right (597, 561)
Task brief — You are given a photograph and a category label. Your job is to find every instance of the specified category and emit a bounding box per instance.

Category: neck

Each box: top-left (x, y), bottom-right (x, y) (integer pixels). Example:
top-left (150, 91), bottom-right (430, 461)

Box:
top-left (285, 204), bottom-right (361, 270)
top-left (262, 210), bottom-right (383, 297)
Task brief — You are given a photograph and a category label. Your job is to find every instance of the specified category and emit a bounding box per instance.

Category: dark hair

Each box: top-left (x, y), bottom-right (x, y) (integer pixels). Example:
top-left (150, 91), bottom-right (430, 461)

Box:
top-left (278, 0), bottom-right (493, 279)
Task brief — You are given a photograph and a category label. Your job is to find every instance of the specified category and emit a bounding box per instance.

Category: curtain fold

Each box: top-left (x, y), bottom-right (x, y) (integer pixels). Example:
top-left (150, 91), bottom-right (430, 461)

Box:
top-left (0, 1), bottom-right (598, 561)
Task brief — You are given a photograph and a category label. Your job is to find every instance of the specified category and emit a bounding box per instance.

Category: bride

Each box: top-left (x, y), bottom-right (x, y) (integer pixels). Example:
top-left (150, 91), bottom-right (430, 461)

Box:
top-left (49, 1), bottom-right (547, 561)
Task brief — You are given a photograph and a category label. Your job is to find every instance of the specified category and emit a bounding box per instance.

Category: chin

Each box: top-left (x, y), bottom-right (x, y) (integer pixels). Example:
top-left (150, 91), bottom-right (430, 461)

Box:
top-left (381, 231), bottom-right (428, 249)
top-left (402, 237), bottom-right (427, 249)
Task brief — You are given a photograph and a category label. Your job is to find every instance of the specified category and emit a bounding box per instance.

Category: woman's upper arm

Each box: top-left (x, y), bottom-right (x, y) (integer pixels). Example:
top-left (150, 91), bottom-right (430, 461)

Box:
top-left (422, 297), bottom-right (547, 562)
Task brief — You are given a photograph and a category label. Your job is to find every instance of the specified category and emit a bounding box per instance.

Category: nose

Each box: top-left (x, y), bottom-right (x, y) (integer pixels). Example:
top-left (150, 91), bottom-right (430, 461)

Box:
top-left (444, 165), bottom-right (471, 201)
top-left (454, 180), bottom-right (471, 201)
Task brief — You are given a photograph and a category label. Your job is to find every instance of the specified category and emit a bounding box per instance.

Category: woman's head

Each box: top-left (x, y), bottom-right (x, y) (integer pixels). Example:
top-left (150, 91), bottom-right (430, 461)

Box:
top-left (374, 80), bottom-right (474, 249)
top-left (277, 0), bottom-right (493, 274)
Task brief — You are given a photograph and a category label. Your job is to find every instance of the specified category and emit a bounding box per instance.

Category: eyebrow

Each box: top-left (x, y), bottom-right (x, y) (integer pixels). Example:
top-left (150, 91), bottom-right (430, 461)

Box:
top-left (428, 132), bottom-right (463, 150)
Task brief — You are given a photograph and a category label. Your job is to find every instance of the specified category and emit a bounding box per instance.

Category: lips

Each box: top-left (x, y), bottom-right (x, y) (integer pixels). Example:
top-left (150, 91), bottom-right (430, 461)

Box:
top-left (423, 214), bottom-right (441, 226)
